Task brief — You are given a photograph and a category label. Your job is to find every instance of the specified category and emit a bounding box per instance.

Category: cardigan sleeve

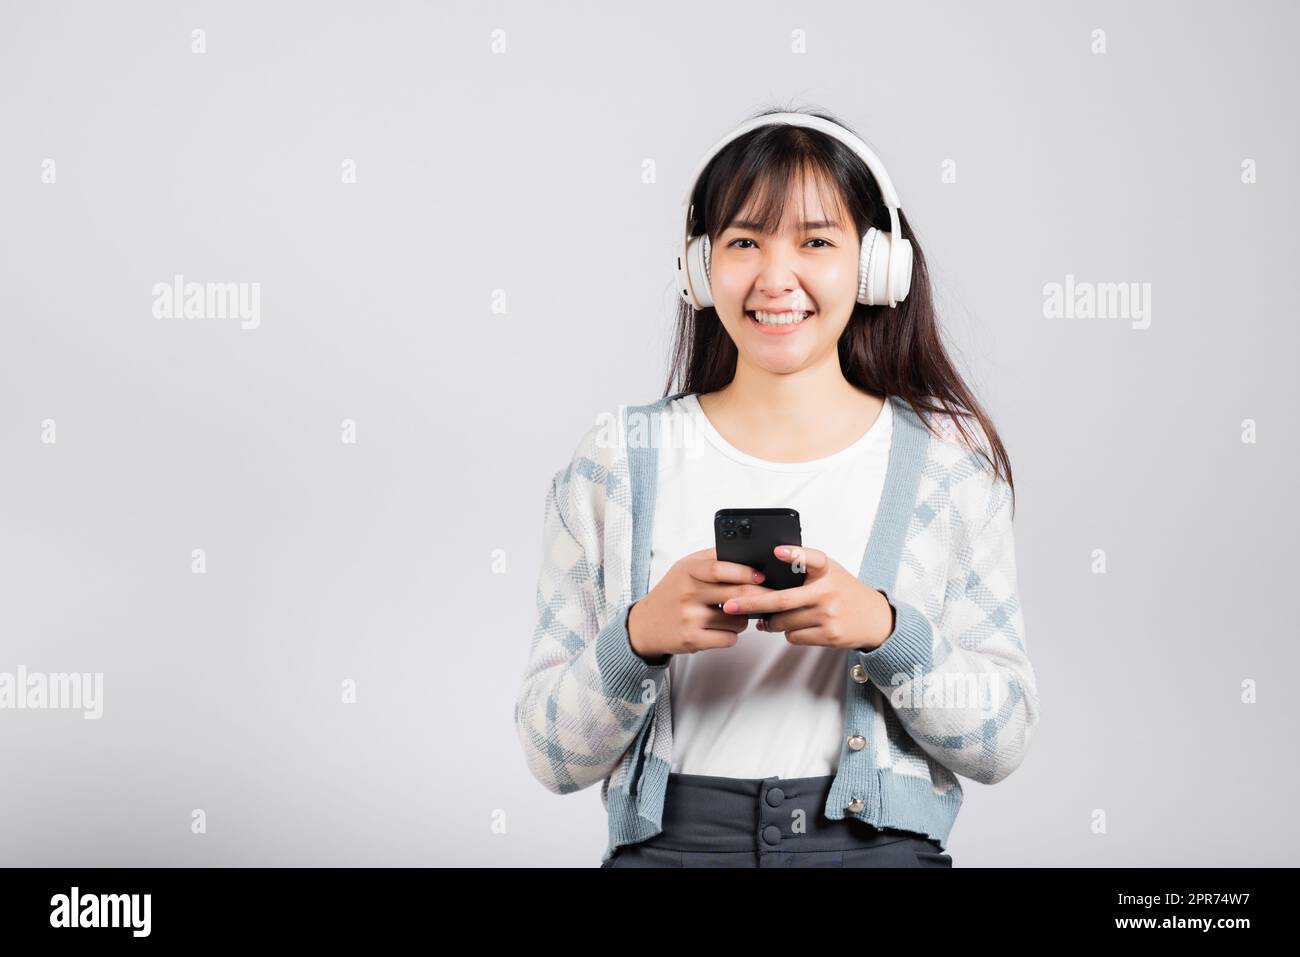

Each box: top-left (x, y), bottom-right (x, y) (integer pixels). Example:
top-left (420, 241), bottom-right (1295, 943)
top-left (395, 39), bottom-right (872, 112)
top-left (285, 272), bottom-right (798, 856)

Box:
top-left (854, 455), bottom-right (1040, 785)
top-left (514, 431), bottom-right (670, 795)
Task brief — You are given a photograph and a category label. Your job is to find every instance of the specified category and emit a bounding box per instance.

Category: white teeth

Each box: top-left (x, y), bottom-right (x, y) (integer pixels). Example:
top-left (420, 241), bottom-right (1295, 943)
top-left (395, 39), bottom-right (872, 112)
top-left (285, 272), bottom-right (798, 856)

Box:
top-left (752, 310), bottom-right (811, 325)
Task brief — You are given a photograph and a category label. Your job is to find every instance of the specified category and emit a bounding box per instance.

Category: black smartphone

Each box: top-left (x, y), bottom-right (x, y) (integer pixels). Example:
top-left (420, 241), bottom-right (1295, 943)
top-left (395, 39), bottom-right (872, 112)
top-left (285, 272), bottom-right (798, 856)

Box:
top-left (713, 508), bottom-right (805, 621)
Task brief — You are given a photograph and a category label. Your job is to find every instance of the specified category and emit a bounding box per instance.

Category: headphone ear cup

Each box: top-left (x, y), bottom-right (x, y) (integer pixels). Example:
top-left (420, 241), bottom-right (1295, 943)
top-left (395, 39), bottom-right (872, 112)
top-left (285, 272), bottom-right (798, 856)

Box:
top-left (857, 228), bottom-right (913, 307)
top-left (891, 237), bottom-right (913, 304)
top-left (856, 227), bottom-right (883, 306)
top-left (683, 232), bottom-right (714, 309)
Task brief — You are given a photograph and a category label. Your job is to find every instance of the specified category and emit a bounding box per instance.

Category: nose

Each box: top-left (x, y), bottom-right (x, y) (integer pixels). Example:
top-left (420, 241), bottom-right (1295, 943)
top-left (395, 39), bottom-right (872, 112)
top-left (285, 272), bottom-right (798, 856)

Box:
top-left (754, 242), bottom-right (807, 304)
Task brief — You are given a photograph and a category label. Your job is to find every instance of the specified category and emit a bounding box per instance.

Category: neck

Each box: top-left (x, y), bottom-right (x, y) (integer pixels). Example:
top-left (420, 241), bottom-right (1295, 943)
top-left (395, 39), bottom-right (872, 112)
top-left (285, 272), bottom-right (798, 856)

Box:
top-left (708, 351), bottom-right (874, 427)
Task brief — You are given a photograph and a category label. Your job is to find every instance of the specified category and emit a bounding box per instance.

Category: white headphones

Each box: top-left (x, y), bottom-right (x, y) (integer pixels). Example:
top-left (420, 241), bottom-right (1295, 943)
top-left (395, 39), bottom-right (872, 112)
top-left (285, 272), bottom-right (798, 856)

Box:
top-left (675, 112), bottom-right (913, 311)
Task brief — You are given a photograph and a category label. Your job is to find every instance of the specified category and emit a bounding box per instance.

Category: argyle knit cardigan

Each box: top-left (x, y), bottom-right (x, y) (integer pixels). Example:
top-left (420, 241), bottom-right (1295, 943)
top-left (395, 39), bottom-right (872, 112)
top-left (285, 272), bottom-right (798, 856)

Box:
top-left (515, 391), bottom-right (1040, 863)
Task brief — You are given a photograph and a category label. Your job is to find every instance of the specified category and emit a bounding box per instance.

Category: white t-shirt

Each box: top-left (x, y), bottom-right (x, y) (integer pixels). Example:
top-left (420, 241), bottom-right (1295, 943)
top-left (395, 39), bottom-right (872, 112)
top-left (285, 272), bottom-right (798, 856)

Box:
top-left (647, 392), bottom-right (895, 779)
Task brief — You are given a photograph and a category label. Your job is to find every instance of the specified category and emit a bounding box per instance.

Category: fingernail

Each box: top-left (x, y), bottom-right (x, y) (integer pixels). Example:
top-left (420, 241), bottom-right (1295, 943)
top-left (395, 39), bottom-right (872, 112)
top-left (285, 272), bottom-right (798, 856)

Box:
top-left (723, 599), bottom-right (736, 613)
top-left (752, 571), bottom-right (765, 583)
top-left (776, 546), bottom-right (790, 557)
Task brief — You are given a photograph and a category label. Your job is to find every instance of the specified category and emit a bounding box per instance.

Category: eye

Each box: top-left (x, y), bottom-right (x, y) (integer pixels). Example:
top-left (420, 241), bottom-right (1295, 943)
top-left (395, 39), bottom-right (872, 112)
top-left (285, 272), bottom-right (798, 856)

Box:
top-left (726, 237), bottom-right (834, 249)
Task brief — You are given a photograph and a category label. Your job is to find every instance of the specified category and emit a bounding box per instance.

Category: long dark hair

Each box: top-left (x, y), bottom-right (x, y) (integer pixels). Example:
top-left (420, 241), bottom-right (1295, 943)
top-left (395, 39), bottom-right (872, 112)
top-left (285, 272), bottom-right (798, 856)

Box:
top-left (663, 105), bottom-right (1015, 512)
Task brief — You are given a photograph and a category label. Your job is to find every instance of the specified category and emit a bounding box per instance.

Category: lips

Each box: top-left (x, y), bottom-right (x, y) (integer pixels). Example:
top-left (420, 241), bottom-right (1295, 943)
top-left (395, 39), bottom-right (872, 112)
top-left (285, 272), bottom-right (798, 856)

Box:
top-left (745, 309), bottom-right (814, 335)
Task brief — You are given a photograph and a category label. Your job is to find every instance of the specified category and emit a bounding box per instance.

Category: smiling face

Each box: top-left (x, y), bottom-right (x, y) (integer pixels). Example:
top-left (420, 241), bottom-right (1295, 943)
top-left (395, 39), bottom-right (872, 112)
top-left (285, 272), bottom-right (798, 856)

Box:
top-left (708, 163), bottom-right (861, 375)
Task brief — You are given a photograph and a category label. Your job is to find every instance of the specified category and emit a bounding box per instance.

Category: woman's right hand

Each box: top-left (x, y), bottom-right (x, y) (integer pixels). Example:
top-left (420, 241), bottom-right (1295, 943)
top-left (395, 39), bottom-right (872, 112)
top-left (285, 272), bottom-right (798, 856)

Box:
top-left (626, 548), bottom-right (769, 663)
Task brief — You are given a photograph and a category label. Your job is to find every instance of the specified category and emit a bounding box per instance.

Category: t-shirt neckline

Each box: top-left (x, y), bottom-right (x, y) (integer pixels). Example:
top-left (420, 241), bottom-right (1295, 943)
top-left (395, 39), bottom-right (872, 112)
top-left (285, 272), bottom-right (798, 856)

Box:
top-left (679, 392), bottom-right (892, 472)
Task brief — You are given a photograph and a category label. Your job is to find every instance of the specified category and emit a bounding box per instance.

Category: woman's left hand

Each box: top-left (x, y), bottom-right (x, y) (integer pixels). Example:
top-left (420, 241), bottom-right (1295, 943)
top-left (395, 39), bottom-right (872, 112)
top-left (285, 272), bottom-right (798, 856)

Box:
top-left (720, 544), bottom-right (896, 651)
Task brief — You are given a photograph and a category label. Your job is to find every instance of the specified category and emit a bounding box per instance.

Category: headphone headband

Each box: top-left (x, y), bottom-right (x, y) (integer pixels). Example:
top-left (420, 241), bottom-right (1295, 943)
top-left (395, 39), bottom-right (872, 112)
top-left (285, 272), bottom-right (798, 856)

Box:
top-left (680, 112), bottom-right (902, 209)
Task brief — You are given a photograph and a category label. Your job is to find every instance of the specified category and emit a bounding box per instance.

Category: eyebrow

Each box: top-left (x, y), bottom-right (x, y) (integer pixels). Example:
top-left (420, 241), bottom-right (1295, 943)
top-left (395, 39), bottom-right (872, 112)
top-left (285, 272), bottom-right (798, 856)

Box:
top-left (725, 218), bottom-right (844, 232)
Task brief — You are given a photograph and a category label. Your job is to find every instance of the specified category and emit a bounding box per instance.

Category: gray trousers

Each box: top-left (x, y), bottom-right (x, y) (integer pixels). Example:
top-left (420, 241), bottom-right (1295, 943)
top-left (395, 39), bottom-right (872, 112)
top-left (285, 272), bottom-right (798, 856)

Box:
top-left (602, 771), bottom-right (954, 868)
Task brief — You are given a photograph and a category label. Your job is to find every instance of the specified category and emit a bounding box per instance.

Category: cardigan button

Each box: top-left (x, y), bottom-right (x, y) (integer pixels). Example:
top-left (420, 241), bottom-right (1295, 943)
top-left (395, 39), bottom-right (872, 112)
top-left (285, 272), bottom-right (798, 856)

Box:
top-left (846, 797), bottom-right (865, 813)
top-left (847, 734), bottom-right (867, 751)
top-left (850, 664), bottom-right (869, 683)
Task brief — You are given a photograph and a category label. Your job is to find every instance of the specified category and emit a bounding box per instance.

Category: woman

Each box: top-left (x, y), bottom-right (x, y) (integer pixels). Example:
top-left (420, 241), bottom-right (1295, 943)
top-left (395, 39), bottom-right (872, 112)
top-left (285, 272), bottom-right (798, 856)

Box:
top-left (515, 106), bottom-right (1040, 868)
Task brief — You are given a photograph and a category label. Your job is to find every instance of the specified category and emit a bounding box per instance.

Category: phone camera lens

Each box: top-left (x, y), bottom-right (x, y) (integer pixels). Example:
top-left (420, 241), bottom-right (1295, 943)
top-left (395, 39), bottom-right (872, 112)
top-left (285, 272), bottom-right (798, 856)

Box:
top-left (722, 529), bottom-right (736, 540)
top-left (721, 518), bottom-right (735, 529)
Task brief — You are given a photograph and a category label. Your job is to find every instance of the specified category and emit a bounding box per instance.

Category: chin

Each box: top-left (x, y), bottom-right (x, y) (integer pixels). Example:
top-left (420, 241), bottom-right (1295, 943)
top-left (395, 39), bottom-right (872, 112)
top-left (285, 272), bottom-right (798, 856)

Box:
top-left (746, 352), bottom-right (813, 374)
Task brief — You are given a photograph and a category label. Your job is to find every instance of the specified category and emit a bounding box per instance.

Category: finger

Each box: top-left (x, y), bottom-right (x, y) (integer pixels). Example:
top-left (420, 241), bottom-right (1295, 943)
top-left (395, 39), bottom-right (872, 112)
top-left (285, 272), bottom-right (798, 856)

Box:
top-left (693, 627), bottom-right (744, 650)
top-left (775, 544), bottom-right (827, 575)
top-left (700, 582), bottom-right (775, 607)
top-left (762, 607), bottom-right (819, 634)
top-left (782, 625), bottom-right (832, 646)
top-left (702, 607), bottom-right (751, 633)
top-left (721, 583), bottom-right (816, 617)
top-left (689, 555), bottom-right (768, 585)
